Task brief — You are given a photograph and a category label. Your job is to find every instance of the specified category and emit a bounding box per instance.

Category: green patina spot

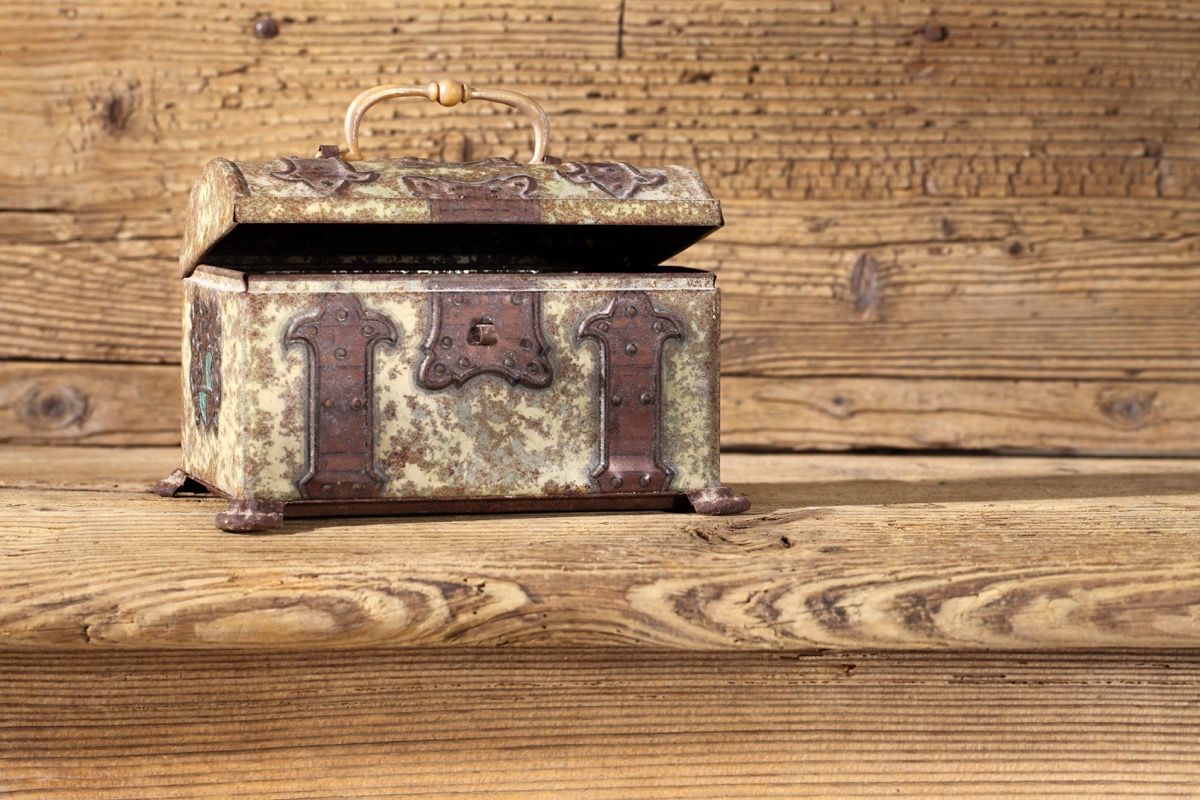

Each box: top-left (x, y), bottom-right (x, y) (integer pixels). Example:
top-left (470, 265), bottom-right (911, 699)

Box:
top-left (198, 350), bottom-right (214, 423)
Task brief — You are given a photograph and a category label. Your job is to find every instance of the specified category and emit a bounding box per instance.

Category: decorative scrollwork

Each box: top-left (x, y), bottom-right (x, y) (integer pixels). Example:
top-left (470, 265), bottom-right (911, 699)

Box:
top-left (270, 155), bottom-right (379, 195)
top-left (189, 295), bottom-right (222, 434)
top-left (557, 161), bottom-right (666, 199)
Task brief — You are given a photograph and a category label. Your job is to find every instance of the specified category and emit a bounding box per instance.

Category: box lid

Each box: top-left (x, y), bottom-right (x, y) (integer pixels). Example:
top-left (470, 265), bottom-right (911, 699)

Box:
top-left (180, 80), bottom-right (722, 277)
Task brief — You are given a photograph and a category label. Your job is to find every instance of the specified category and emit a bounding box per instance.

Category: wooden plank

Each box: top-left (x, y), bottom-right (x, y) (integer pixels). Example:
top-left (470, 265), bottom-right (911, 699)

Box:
top-left (1, 447), bottom-right (1197, 651)
top-left (0, 362), bottom-right (179, 445)
top-left (5, 198), bottom-right (1200, 377)
top-left (5, 362), bottom-right (1199, 455)
top-left (0, 445), bottom-right (178, 492)
top-left (3, 1), bottom-right (1197, 213)
top-left (2, 648), bottom-right (1199, 798)
top-left (709, 199), bottom-right (1200, 381)
top-left (723, 375), bottom-right (1200, 454)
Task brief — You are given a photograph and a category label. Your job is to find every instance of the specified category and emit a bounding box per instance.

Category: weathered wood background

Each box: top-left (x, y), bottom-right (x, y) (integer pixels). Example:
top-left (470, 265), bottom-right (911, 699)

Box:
top-left (3, 0), bottom-right (1198, 452)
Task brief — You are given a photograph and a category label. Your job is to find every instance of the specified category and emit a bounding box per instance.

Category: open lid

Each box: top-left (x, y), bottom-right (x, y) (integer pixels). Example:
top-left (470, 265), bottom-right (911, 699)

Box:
top-left (180, 79), bottom-right (722, 277)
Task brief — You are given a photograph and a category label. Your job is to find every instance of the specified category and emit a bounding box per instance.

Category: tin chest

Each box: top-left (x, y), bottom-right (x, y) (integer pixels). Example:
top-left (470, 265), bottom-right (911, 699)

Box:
top-left (157, 80), bottom-right (749, 531)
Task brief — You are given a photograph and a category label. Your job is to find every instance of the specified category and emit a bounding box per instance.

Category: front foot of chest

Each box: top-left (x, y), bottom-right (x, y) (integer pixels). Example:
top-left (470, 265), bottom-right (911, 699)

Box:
top-left (216, 499), bottom-right (285, 533)
top-left (686, 485), bottom-right (751, 516)
top-left (153, 468), bottom-right (209, 497)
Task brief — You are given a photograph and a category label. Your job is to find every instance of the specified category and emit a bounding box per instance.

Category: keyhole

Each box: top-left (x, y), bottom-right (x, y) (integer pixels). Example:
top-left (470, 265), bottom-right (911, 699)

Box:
top-left (468, 316), bottom-right (498, 346)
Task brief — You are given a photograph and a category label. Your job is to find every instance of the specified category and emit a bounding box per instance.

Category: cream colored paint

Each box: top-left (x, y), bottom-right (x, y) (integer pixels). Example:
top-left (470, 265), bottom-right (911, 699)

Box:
top-left (190, 271), bottom-right (719, 502)
top-left (181, 272), bottom-right (247, 497)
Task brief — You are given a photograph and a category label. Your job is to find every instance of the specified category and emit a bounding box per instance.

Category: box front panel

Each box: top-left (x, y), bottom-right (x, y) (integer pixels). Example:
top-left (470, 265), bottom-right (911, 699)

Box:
top-left (239, 273), bottom-right (719, 502)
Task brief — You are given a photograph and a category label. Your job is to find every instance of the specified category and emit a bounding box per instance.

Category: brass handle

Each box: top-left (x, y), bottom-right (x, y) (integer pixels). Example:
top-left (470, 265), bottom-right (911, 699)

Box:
top-left (342, 78), bottom-right (550, 164)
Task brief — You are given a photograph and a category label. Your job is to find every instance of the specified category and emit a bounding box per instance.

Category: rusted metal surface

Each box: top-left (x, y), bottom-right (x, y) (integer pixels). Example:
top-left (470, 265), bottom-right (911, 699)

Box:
top-left (172, 269), bottom-right (730, 530)
top-left (180, 271), bottom-right (248, 498)
top-left (686, 485), bottom-right (752, 516)
top-left (188, 294), bottom-right (222, 433)
top-left (402, 174), bottom-right (542, 223)
top-left (557, 161), bottom-right (666, 199)
top-left (418, 290), bottom-right (552, 390)
top-left (401, 174), bottom-right (538, 199)
top-left (216, 498), bottom-right (285, 533)
top-left (285, 294), bottom-right (397, 500)
top-left (269, 155), bottom-right (378, 195)
top-left (152, 468), bottom-right (207, 498)
top-left (231, 272), bottom-right (717, 502)
top-left (578, 291), bottom-right (682, 494)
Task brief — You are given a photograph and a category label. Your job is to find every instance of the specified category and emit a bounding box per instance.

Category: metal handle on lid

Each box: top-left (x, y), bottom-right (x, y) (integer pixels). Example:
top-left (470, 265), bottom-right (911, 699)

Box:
top-left (342, 78), bottom-right (550, 164)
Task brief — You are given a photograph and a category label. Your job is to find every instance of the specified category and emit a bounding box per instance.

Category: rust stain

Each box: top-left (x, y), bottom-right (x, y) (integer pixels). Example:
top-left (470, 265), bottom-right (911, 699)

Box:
top-left (286, 294), bottom-right (398, 500)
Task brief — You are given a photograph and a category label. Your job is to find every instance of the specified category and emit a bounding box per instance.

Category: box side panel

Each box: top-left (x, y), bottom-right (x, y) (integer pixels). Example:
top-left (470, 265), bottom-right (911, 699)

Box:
top-left (659, 286), bottom-right (721, 490)
top-left (180, 272), bottom-right (246, 497)
top-left (242, 273), bottom-right (718, 500)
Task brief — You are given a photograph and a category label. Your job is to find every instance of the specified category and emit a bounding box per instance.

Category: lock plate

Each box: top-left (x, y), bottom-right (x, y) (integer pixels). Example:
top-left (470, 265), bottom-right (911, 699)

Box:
top-left (417, 290), bottom-right (553, 390)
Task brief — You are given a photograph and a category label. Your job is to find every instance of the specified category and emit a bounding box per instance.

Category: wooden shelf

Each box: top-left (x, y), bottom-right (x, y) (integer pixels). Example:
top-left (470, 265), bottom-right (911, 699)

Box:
top-left (2, 446), bottom-right (1197, 652)
top-left (3, 447), bottom-right (1199, 797)
top-left (5, 648), bottom-right (1200, 799)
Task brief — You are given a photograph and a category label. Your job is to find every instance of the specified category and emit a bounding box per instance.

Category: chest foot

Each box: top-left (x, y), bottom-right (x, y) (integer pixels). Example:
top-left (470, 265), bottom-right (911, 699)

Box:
top-left (687, 485), bottom-right (751, 516)
top-left (216, 499), bottom-right (285, 533)
top-left (153, 468), bottom-right (209, 497)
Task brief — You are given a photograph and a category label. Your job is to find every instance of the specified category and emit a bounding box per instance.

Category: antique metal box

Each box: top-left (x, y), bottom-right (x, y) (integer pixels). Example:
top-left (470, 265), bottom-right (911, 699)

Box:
top-left (158, 80), bottom-right (748, 531)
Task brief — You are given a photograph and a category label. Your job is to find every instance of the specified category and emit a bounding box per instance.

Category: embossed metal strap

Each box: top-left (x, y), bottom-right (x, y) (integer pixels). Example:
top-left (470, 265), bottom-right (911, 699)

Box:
top-left (286, 294), bottom-right (397, 499)
top-left (402, 173), bottom-right (542, 223)
top-left (578, 291), bottom-right (681, 493)
top-left (419, 290), bottom-right (552, 390)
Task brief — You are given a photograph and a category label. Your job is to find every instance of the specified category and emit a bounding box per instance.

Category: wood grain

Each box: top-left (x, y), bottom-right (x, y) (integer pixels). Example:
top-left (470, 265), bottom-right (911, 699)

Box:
top-left (6, 199), bottom-right (1200, 378)
top-left (2, 0), bottom-right (1198, 448)
top-left (5, 362), bottom-right (1198, 454)
top-left (1, 446), bottom-right (1197, 652)
top-left (2, 648), bottom-right (1199, 798)
top-left (723, 375), bottom-right (1200, 454)
top-left (0, 362), bottom-right (179, 445)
